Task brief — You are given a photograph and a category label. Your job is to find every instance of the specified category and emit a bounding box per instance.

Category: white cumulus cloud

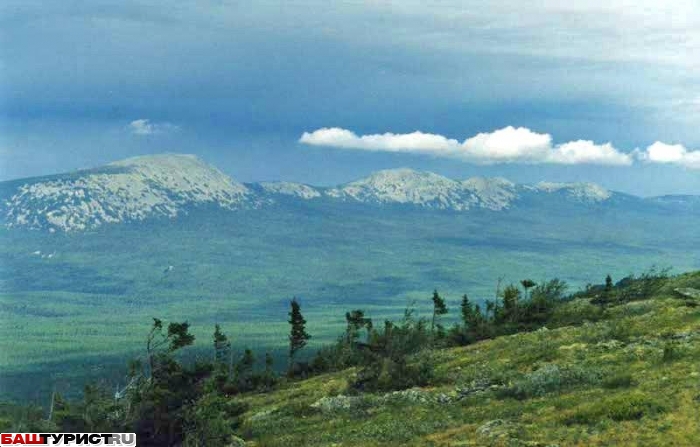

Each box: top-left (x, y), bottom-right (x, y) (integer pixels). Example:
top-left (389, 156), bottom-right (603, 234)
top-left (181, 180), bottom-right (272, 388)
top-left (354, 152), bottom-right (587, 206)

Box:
top-left (300, 126), bottom-right (633, 166)
top-left (548, 140), bottom-right (633, 166)
top-left (637, 141), bottom-right (700, 169)
top-left (128, 119), bottom-right (179, 136)
top-left (299, 128), bottom-right (458, 153)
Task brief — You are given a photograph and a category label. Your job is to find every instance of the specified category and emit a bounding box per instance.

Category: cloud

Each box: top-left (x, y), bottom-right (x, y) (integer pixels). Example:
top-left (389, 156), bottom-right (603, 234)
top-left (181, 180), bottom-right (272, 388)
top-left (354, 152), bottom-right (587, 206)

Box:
top-left (128, 119), bottom-right (179, 136)
top-left (300, 126), bottom-right (633, 166)
top-left (636, 141), bottom-right (700, 169)
top-left (548, 140), bottom-right (633, 166)
top-left (300, 128), bottom-right (457, 153)
top-left (461, 127), bottom-right (552, 162)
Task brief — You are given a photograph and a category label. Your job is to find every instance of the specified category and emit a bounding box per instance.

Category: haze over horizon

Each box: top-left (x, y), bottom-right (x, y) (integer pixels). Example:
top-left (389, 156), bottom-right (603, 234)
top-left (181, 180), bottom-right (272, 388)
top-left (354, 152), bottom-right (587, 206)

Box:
top-left (1, 1), bottom-right (699, 196)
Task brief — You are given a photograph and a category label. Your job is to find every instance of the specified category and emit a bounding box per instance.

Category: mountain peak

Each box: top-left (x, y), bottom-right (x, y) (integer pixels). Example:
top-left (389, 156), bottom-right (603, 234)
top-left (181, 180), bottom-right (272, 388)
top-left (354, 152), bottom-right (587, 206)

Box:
top-left (258, 181), bottom-right (322, 199)
top-left (329, 168), bottom-right (467, 209)
top-left (109, 153), bottom-right (200, 165)
top-left (3, 153), bottom-right (250, 232)
top-left (356, 167), bottom-right (446, 182)
top-left (462, 177), bottom-right (517, 210)
top-left (534, 181), bottom-right (611, 202)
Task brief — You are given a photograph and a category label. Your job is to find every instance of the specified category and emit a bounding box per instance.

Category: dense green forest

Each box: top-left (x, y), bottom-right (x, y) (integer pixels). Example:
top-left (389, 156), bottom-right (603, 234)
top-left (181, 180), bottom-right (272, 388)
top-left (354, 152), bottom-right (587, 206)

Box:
top-left (3, 201), bottom-right (699, 403)
top-left (4, 267), bottom-right (698, 446)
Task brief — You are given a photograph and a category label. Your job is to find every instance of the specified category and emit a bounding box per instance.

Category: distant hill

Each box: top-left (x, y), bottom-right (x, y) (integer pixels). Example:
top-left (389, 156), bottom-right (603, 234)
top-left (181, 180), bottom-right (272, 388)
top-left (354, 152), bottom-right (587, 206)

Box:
top-left (1, 154), bottom-right (696, 232)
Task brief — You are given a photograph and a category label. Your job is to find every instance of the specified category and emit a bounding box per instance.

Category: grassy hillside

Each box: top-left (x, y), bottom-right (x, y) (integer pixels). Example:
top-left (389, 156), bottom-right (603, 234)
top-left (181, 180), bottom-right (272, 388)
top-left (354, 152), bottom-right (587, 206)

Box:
top-left (236, 271), bottom-right (700, 446)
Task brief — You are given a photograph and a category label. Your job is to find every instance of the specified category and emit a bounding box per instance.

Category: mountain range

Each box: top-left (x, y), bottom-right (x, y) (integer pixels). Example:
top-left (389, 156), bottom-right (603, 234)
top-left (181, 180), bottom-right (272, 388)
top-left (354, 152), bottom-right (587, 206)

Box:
top-left (2, 154), bottom-right (696, 232)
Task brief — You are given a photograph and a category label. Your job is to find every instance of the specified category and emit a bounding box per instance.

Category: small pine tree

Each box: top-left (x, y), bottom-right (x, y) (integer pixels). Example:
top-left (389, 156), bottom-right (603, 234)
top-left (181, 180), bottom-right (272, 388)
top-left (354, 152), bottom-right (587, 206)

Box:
top-left (460, 294), bottom-right (474, 327)
top-left (460, 294), bottom-right (488, 341)
top-left (520, 279), bottom-right (536, 299)
top-left (597, 274), bottom-right (614, 304)
top-left (235, 349), bottom-right (255, 384)
top-left (213, 324), bottom-right (231, 367)
top-left (146, 318), bottom-right (195, 378)
top-left (605, 275), bottom-right (613, 293)
top-left (501, 285), bottom-right (521, 323)
top-left (431, 290), bottom-right (448, 335)
top-left (345, 309), bottom-right (373, 344)
top-left (264, 352), bottom-right (274, 374)
top-left (288, 298), bottom-right (311, 370)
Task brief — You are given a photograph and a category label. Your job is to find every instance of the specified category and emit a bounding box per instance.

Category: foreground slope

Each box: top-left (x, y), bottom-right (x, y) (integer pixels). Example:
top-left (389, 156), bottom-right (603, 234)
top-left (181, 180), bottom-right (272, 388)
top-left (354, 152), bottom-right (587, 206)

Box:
top-left (238, 272), bottom-right (700, 446)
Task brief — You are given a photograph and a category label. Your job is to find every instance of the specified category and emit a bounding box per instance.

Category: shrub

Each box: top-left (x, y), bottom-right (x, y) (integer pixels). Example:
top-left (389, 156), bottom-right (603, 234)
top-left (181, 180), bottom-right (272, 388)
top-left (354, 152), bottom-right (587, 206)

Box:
top-left (551, 301), bottom-right (605, 326)
top-left (520, 330), bottom-right (557, 363)
top-left (564, 393), bottom-right (665, 425)
top-left (498, 364), bottom-right (602, 400)
top-left (601, 372), bottom-right (636, 389)
top-left (606, 318), bottom-right (635, 342)
top-left (662, 342), bottom-right (684, 363)
top-left (355, 351), bottom-right (436, 392)
top-left (182, 394), bottom-right (249, 446)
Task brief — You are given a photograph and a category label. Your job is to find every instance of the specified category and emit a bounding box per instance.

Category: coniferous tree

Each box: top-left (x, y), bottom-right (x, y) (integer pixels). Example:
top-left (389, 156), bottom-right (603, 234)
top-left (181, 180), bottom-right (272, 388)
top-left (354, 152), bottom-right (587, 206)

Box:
top-left (345, 309), bottom-right (373, 344)
top-left (234, 349), bottom-right (255, 390)
top-left (605, 274), bottom-right (614, 295)
top-left (594, 274), bottom-right (614, 305)
top-left (520, 279), bottom-right (536, 300)
top-left (213, 324), bottom-right (231, 368)
top-left (146, 318), bottom-right (195, 379)
top-left (288, 298), bottom-right (311, 370)
top-left (501, 285), bottom-right (521, 323)
top-left (460, 294), bottom-right (474, 327)
top-left (430, 290), bottom-right (448, 336)
top-left (264, 352), bottom-right (274, 374)
top-left (459, 294), bottom-right (489, 341)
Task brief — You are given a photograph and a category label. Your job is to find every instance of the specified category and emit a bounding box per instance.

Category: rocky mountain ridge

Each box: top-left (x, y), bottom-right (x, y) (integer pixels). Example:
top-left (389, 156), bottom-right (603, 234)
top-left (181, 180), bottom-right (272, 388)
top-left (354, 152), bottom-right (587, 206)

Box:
top-left (0, 154), bottom-right (695, 232)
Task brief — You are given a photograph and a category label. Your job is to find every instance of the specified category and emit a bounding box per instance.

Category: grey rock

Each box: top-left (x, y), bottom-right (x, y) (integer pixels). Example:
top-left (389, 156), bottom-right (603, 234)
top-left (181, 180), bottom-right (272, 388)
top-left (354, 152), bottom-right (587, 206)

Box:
top-left (381, 388), bottom-right (431, 403)
top-left (675, 288), bottom-right (700, 300)
top-left (227, 435), bottom-right (246, 447)
top-left (310, 395), bottom-right (360, 413)
top-left (456, 378), bottom-right (493, 399)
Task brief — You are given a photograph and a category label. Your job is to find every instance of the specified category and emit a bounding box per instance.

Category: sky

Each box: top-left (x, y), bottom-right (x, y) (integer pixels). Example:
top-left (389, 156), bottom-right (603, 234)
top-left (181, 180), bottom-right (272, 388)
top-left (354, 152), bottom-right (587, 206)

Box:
top-left (1, 1), bottom-right (699, 196)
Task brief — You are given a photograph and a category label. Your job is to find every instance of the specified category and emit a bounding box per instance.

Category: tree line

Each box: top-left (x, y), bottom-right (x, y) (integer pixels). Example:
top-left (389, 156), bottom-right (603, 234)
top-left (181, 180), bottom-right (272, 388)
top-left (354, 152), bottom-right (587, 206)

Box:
top-left (0, 269), bottom-right (670, 446)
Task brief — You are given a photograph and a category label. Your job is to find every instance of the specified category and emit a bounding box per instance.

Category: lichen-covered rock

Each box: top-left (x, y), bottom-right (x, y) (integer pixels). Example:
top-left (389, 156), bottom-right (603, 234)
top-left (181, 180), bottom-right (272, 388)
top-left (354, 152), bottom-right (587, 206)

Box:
top-left (476, 419), bottom-right (525, 445)
top-left (456, 378), bottom-right (493, 399)
top-left (381, 388), bottom-right (431, 403)
top-left (227, 435), bottom-right (246, 447)
top-left (475, 419), bottom-right (554, 446)
top-left (595, 339), bottom-right (624, 350)
top-left (436, 393), bottom-right (453, 404)
top-left (249, 407), bottom-right (277, 422)
top-left (310, 395), bottom-right (361, 413)
top-left (675, 288), bottom-right (700, 300)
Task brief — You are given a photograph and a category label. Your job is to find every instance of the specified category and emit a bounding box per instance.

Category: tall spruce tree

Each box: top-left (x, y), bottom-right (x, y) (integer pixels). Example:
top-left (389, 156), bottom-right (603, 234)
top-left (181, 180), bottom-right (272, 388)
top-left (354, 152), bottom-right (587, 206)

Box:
top-left (460, 294), bottom-right (475, 328)
top-left (431, 290), bottom-right (448, 335)
top-left (288, 298), bottom-right (311, 370)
